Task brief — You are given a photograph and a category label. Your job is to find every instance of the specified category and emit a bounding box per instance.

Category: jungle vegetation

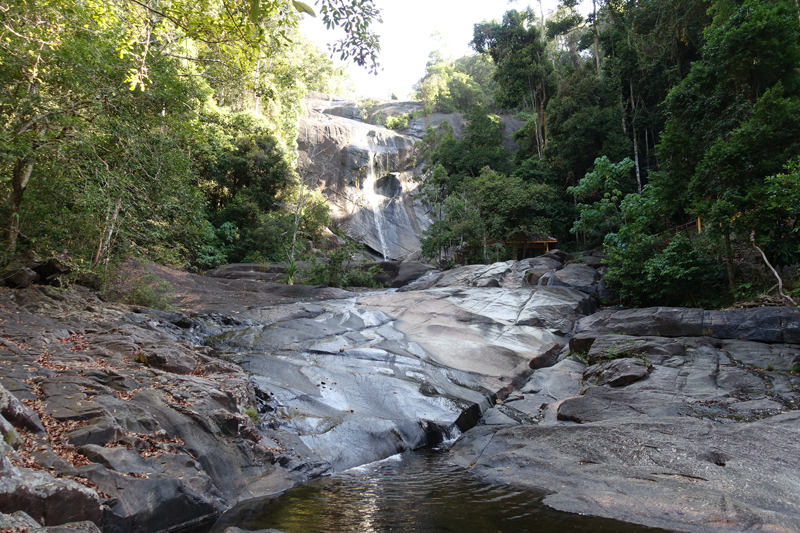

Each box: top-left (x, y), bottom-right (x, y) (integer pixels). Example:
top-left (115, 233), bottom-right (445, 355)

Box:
top-left (412, 0), bottom-right (800, 307)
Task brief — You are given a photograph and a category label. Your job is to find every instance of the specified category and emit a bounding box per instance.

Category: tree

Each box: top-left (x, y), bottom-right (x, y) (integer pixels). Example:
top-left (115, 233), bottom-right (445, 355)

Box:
top-left (568, 156), bottom-right (635, 247)
top-left (656, 0), bottom-right (800, 292)
top-left (0, 0), bottom-right (381, 266)
top-left (472, 9), bottom-right (552, 157)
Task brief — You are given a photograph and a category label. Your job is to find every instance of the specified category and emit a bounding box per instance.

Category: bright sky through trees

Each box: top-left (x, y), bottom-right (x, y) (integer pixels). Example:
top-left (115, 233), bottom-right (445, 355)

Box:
top-left (302, 0), bottom-right (570, 98)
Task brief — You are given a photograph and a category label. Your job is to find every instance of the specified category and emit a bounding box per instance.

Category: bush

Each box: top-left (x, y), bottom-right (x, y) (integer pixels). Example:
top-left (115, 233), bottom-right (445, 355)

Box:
top-left (123, 273), bottom-right (176, 310)
top-left (605, 233), bottom-right (727, 307)
top-left (385, 114), bottom-right (409, 130)
top-left (303, 242), bottom-right (385, 288)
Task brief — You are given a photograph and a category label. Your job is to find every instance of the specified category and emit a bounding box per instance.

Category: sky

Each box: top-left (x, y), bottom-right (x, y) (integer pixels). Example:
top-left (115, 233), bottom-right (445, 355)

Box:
top-left (301, 0), bottom-right (568, 100)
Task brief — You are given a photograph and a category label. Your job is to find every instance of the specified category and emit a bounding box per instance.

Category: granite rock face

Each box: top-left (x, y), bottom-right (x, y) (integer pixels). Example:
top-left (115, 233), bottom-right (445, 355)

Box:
top-left (452, 304), bottom-right (800, 533)
top-left (298, 94), bottom-right (525, 260)
top-left (298, 95), bottom-right (427, 260)
top-left (11, 254), bottom-right (799, 532)
top-left (0, 255), bottom-right (594, 532)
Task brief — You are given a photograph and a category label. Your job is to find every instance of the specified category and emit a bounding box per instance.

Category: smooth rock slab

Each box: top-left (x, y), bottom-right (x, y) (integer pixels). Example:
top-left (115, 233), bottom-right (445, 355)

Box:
top-left (577, 306), bottom-right (800, 344)
top-left (451, 413), bottom-right (800, 533)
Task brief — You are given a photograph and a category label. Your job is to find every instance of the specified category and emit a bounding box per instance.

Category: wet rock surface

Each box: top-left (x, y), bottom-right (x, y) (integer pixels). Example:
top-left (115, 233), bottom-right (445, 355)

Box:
top-left (299, 94), bottom-right (526, 260)
top-left (0, 253), bottom-right (594, 532)
top-left (3, 252), bottom-right (799, 533)
top-left (453, 302), bottom-right (800, 532)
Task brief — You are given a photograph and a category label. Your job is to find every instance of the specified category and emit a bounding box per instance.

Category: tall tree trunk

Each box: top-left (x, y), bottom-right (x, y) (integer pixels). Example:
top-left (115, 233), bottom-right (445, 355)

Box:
top-left (92, 197), bottom-right (122, 268)
top-left (541, 78), bottom-right (548, 146)
top-left (5, 158), bottom-right (35, 258)
top-left (593, 0), bottom-right (601, 78)
top-left (254, 58), bottom-right (261, 114)
top-left (620, 92), bottom-right (628, 135)
top-left (723, 228), bottom-right (736, 294)
top-left (633, 126), bottom-right (642, 192)
top-left (630, 79), bottom-right (641, 192)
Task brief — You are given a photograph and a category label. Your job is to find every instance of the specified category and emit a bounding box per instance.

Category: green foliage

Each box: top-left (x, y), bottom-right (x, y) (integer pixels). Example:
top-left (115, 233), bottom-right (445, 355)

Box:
top-left (471, 8), bottom-right (551, 111)
top-left (413, 52), bottom-right (496, 113)
top-left (542, 63), bottom-right (630, 186)
top-left (568, 156), bottom-right (635, 247)
top-left (568, 349), bottom-right (589, 364)
top-left (0, 0), bottom-right (372, 269)
top-left (304, 242), bottom-right (385, 289)
top-left (122, 274), bottom-right (176, 311)
top-left (605, 230), bottom-right (727, 308)
top-left (384, 114), bottom-right (409, 130)
top-left (244, 407), bottom-right (259, 423)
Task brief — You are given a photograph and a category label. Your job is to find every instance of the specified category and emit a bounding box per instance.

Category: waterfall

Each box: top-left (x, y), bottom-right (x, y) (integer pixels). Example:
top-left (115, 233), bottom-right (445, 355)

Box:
top-left (364, 152), bottom-right (390, 260)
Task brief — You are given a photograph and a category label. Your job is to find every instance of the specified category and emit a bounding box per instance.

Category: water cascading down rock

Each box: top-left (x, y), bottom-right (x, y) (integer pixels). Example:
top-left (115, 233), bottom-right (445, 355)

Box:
top-left (298, 96), bottom-right (428, 260)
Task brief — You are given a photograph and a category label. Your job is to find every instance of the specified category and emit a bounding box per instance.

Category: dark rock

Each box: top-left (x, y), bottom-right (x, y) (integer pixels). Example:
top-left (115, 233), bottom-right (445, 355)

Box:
top-left (577, 307), bottom-right (707, 337)
top-left (134, 346), bottom-right (197, 374)
top-left (541, 249), bottom-right (574, 263)
top-left (585, 335), bottom-right (685, 365)
top-left (390, 261), bottom-right (435, 288)
top-left (550, 263), bottom-right (600, 295)
top-left (580, 255), bottom-right (604, 268)
top-left (3, 267), bottom-right (39, 289)
top-left (75, 273), bottom-right (102, 290)
top-left (583, 358), bottom-right (650, 387)
top-left (481, 407), bottom-right (521, 426)
top-left (0, 510), bottom-right (40, 529)
top-left (577, 306), bottom-right (800, 343)
top-left (78, 445), bottom-right (157, 475)
top-left (33, 251), bottom-right (72, 280)
top-left (0, 451), bottom-right (102, 527)
top-left (78, 463), bottom-right (221, 533)
top-left (23, 250), bottom-right (43, 271)
top-left (720, 339), bottom-right (800, 371)
top-left (207, 264), bottom-right (286, 278)
top-left (0, 383), bottom-right (46, 435)
top-left (557, 387), bottom-right (681, 423)
top-left (451, 414), bottom-right (800, 533)
top-left (66, 417), bottom-right (126, 447)
top-left (596, 278), bottom-right (616, 302)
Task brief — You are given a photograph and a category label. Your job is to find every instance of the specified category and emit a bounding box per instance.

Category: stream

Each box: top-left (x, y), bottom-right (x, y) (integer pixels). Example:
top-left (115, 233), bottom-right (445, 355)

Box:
top-left (209, 448), bottom-right (672, 533)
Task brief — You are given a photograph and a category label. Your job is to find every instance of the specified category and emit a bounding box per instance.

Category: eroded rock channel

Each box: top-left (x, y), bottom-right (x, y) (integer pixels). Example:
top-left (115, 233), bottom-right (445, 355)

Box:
top-left (2, 253), bottom-right (800, 532)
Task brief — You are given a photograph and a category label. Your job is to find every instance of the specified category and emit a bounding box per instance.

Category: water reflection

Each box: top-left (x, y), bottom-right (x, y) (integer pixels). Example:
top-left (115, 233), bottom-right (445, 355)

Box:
top-left (211, 449), bottom-right (673, 533)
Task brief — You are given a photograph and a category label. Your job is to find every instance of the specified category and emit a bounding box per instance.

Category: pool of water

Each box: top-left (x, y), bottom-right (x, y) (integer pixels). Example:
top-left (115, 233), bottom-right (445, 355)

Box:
top-left (210, 448), bottom-right (673, 533)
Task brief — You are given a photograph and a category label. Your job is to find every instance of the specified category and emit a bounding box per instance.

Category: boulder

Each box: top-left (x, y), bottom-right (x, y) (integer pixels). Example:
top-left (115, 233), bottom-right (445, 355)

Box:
top-left (0, 383), bottom-right (46, 435)
top-left (580, 255), bottom-right (604, 268)
top-left (75, 273), bottom-right (102, 290)
top-left (541, 249), bottom-right (574, 263)
top-left (0, 450), bottom-right (103, 527)
top-left (33, 251), bottom-right (72, 281)
top-left (550, 263), bottom-right (600, 294)
top-left (583, 358), bottom-right (650, 387)
top-left (134, 345), bottom-right (198, 374)
top-left (390, 261), bottom-right (435, 288)
top-left (66, 417), bottom-right (126, 447)
top-left (3, 267), bottom-right (39, 289)
top-left (451, 414), bottom-right (800, 533)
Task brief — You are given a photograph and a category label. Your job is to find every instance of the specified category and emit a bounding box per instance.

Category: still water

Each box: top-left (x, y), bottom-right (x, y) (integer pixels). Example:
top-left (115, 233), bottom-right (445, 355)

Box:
top-left (210, 448), bottom-right (672, 533)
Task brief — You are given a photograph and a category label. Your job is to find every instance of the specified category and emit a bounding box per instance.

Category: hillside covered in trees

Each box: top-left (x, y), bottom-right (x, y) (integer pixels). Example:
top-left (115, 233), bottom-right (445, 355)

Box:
top-left (411, 0), bottom-right (800, 307)
top-left (0, 0), bottom-right (374, 270)
top-left (2, 0), bottom-right (800, 310)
